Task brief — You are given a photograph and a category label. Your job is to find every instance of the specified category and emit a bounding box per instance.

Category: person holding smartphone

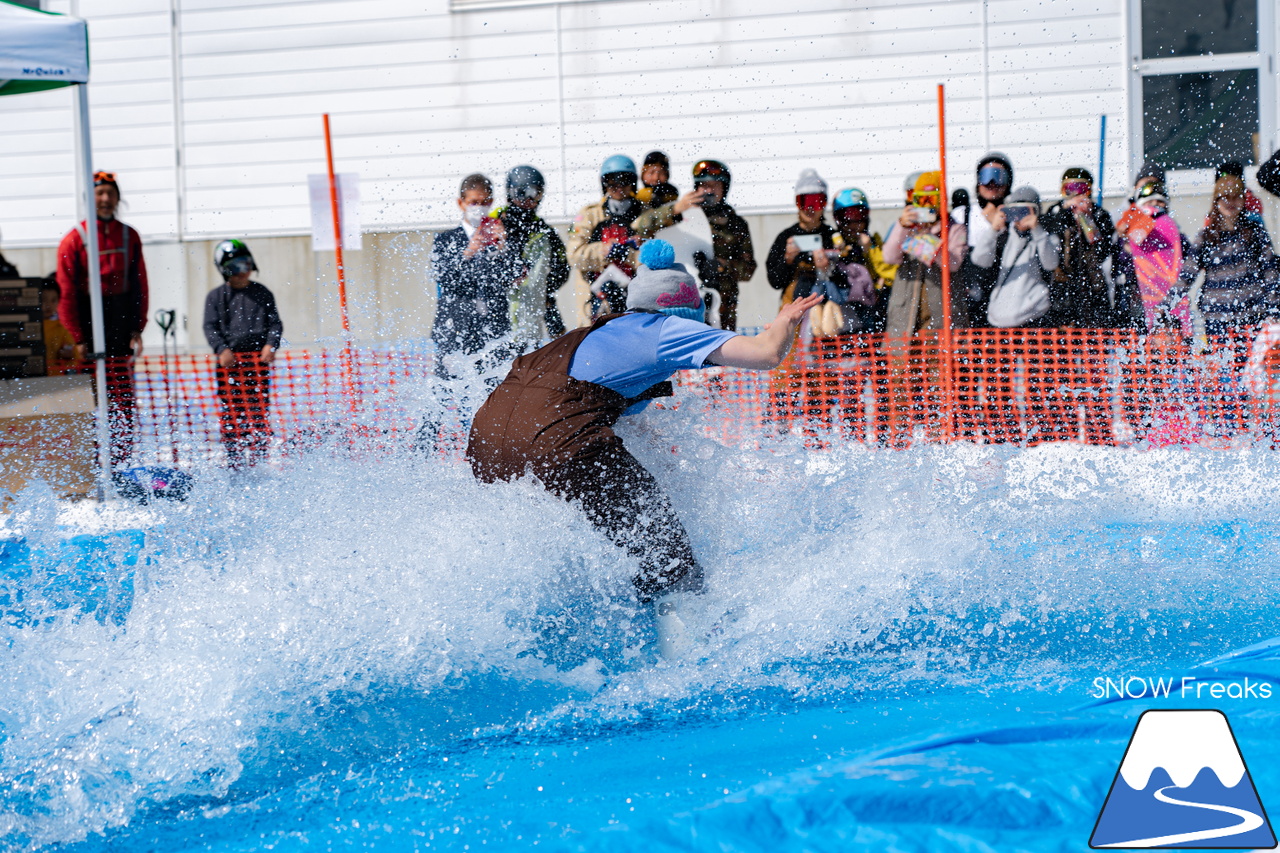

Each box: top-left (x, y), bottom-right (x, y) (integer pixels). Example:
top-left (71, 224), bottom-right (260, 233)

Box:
top-left (416, 173), bottom-right (518, 454)
top-left (969, 186), bottom-right (1060, 328)
top-left (881, 171), bottom-right (970, 338)
top-left (1040, 167), bottom-right (1131, 328)
top-left (765, 169), bottom-right (837, 306)
top-left (631, 159), bottom-right (756, 330)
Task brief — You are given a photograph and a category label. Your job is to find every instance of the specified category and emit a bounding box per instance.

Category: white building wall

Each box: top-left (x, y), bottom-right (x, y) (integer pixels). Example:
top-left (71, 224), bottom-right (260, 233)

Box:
top-left (1, 0), bottom-right (1274, 346)
top-left (2, 0), bottom-right (1136, 248)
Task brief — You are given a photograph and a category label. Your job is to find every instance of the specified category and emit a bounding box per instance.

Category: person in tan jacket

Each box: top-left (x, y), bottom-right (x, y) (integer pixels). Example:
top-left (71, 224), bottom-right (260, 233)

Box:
top-left (567, 155), bottom-right (647, 321)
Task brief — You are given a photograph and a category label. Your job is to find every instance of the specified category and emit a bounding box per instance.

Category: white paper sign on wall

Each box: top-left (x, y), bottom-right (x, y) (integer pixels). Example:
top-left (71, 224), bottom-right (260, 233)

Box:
top-left (308, 173), bottom-right (362, 251)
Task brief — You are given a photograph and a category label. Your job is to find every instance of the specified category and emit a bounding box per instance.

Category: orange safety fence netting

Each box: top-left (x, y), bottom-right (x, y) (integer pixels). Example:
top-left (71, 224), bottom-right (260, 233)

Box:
top-left (60, 329), bottom-right (1280, 469)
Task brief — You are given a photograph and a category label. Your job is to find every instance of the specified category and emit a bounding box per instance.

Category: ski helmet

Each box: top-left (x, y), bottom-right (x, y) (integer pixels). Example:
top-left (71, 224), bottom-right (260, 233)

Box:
top-left (506, 165), bottom-right (545, 203)
top-left (214, 239), bottom-right (257, 280)
top-left (976, 151), bottom-right (1014, 188)
top-left (833, 188), bottom-right (869, 211)
top-left (903, 170), bottom-right (925, 202)
top-left (692, 159), bottom-right (731, 195)
top-left (600, 155), bottom-right (637, 193)
top-left (643, 150), bottom-right (670, 170)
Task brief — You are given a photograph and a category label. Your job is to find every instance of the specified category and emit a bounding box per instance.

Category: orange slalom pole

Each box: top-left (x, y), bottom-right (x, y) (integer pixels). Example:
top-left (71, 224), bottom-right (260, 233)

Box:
top-left (936, 83), bottom-right (956, 441)
top-left (322, 113), bottom-right (357, 416)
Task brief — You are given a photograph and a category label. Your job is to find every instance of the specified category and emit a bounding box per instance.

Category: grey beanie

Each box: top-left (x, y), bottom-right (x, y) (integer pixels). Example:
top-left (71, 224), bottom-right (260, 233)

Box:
top-left (1006, 185), bottom-right (1041, 208)
top-left (903, 170), bottom-right (925, 194)
top-left (626, 239), bottom-right (704, 321)
top-left (794, 168), bottom-right (828, 196)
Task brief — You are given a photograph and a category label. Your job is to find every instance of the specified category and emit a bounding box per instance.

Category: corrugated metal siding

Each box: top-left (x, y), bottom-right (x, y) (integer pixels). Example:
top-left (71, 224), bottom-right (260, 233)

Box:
top-left (0, 0), bottom-right (1132, 248)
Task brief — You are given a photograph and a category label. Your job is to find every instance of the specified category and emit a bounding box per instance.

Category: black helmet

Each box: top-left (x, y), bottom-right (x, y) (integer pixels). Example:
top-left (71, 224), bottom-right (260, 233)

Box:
top-left (693, 159), bottom-right (731, 195)
top-left (506, 164), bottom-right (545, 203)
top-left (214, 239), bottom-right (256, 280)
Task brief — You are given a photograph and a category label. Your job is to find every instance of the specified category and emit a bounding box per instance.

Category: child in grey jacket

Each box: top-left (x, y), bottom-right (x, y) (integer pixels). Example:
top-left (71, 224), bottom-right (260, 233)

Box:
top-left (972, 186), bottom-right (1061, 328)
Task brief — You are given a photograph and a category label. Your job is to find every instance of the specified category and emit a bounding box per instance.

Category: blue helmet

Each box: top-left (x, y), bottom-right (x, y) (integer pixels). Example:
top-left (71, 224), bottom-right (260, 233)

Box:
top-left (600, 154), bottom-right (637, 192)
top-left (833, 188), bottom-right (869, 211)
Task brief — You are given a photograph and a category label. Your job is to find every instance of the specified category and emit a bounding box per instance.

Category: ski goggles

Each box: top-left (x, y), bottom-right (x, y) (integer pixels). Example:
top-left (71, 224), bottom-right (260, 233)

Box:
top-left (602, 172), bottom-right (637, 190)
top-left (93, 171), bottom-right (118, 187)
top-left (1134, 182), bottom-right (1168, 204)
top-left (1062, 180), bottom-right (1092, 198)
top-left (221, 257), bottom-right (254, 276)
top-left (796, 193), bottom-right (828, 211)
top-left (977, 165), bottom-right (1011, 187)
top-left (912, 188), bottom-right (941, 210)
top-left (509, 183), bottom-right (542, 201)
top-left (835, 205), bottom-right (869, 223)
top-left (692, 160), bottom-right (728, 184)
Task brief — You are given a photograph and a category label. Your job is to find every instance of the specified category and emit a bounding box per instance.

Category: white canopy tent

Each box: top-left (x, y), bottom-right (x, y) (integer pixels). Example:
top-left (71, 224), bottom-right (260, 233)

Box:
top-left (1, 0), bottom-right (111, 498)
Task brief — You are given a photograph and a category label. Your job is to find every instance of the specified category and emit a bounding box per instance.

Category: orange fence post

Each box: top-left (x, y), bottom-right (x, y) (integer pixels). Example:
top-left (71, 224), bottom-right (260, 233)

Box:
top-left (322, 113), bottom-right (357, 417)
top-left (936, 83), bottom-right (955, 441)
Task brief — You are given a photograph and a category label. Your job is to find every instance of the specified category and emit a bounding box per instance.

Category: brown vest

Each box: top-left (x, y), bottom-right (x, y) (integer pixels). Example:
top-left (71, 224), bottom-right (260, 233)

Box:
top-left (466, 313), bottom-right (671, 483)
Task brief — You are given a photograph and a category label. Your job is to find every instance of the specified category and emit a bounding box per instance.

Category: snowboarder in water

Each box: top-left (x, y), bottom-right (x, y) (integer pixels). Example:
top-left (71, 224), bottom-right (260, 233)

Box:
top-left (466, 239), bottom-right (823, 657)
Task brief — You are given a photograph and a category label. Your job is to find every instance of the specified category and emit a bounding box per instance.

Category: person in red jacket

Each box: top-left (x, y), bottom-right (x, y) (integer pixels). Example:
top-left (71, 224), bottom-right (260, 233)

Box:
top-left (56, 171), bottom-right (149, 466)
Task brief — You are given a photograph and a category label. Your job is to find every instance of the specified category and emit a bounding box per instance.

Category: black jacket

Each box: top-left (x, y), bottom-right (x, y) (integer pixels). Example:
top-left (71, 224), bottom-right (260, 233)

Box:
top-left (498, 206), bottom-right (571, 336)
top-left (203, 281), bottom-right (283, 353)
top-left (1259, 149), bottom-right (1280, 197)
top-left (1041, 202), bottom-right (1125, 327)
top-left (430, 225), bottom-right (517, 355)
top-left (766, 222), bottom-right (837, 298)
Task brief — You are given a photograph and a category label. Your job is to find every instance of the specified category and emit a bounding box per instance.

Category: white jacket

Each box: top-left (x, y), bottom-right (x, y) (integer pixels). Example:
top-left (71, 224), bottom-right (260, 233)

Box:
top-left (972, 220), bottom-right (1060, 327)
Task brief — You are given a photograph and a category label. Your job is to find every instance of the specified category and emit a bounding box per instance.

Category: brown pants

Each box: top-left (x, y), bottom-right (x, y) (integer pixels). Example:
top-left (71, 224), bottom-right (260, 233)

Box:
top-left (538, 445), bottom-right (705, 603)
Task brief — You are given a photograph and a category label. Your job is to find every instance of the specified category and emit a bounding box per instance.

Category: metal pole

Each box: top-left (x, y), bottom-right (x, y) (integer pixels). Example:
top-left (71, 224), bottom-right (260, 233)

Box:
top-left (937, 83), bottom-right (955, 442)
top-left (322, 113), bottom-right (356, 414)
top-left (75, 82), bottom-right (111, 500)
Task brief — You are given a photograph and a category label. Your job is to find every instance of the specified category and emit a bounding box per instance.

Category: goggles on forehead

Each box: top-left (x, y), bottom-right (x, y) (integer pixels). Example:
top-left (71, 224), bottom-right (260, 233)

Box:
top-left (1062, 181), bottom-right (1092, 198)
top-left (977, 165), bottom-right (1010, 187)
top-left (93, 171), bottom-right (118, 186)
top-left (693, 160), bottom-right (727, 181)
top-left (1135, 181), bottom-right (1167, 201)
top-left (796, 193), bottom-right (828, 211)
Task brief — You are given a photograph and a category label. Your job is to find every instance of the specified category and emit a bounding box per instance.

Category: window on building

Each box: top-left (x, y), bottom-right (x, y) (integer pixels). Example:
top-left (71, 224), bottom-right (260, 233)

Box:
top-left (1134, 0), bottom-right (1271, 171)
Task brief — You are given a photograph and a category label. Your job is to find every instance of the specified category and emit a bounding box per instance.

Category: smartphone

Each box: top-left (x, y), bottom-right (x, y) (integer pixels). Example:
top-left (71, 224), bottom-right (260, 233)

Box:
top-left (910, 207), bottom-right (938, 224)
top-left (1003, 204), bottom-right (1034, 224)
top-left (793, 234), bottom-right (823, 252)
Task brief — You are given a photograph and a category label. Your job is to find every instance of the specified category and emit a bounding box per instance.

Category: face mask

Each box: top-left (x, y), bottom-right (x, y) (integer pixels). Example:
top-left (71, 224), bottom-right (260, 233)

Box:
top-left (605, 197), bottom-right (632, 217)
top-left (463, 204), bottom-right (490, 227)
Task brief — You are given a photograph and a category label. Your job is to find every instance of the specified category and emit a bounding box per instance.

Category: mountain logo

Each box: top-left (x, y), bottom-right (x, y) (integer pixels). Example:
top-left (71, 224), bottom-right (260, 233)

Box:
top-left (1091, 709), bottom-right (1276, 849)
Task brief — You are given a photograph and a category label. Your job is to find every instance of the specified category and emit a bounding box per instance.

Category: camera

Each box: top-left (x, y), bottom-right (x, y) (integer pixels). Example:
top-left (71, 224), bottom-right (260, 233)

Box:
top-left (1002, 204), bottom-right (1034, 225)
top-left (909, 207), bottom-right (938, 224)
top-left (793, 234), bottom-right (823, 252)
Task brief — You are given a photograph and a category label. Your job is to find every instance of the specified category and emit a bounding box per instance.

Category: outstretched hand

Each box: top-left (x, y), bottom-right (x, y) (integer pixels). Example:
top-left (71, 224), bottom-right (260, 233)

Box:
top-left (767, 292), bottom-right (824, 332)
top-left (712, 292), bottom-right (825, 370)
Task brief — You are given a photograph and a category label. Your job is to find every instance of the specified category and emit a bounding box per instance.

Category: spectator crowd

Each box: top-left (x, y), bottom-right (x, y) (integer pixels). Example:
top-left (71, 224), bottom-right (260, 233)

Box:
top-left (9, 146), bottom-right (1280, 472)
top-left (433, 148), bottom-right (1280, 352)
